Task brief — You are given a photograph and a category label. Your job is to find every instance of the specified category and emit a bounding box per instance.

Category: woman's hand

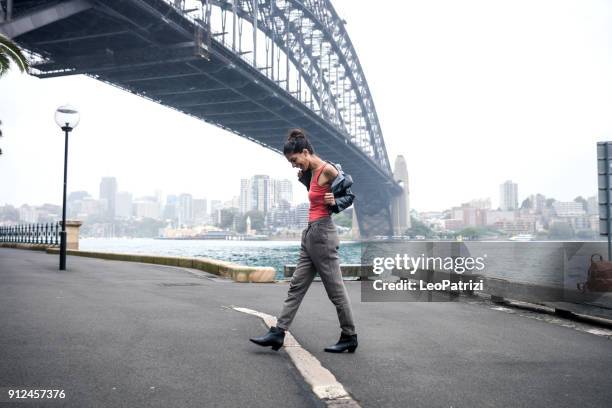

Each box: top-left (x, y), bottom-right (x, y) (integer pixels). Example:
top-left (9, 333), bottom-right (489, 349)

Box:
top-left (324, 192), bottom-right (336, 206)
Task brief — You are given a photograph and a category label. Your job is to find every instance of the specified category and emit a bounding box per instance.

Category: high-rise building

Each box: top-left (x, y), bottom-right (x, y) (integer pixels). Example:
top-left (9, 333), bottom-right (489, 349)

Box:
top-left (68, 191), bottom-right (90, 203)
top-left (133, 199), bottom-right (160, 219)
top-left (586, 195), bottom-right (598, 215)
top-left (210, 200), bottom-right (223, 212)
top-left (452, 204), bottom-right (486, 227)
top-left (80, 197), bottom-right (104, 218)
top-left (467, 198), bottom-right (491, 210)
top-left (210, 200), bottom-right (223, 225)
top-left (99, 177), bottom-right (118, 219)
top-left (528, 193), bottom-right (546, 213)
top-left (499, 180), bottom-right (518, 211)
top-left (255, 175), bottom-right (275, 213)
top-left (295, 203), bottom-right (309, 228)
top-left (163, 195), bottom-right (178, 221)
top-left (553, 201), bottom-right (586, 217)
top-left (267, 200), bottom-right (293, 228)
top-left (115, 191), bottom-right (133, 219)
top-left (67, 191), bottom-right (91, 218)
top-left (241, 175), bottom-right (275, 214)
top-left (178, 193), bottom-right (193, 226)
top-left (274, 179), bottom-right (293, 205)
top-left (230, 195), bottom-right (240, 209)
top-left (193, 198), bottom-right (208, 224)
top-left (240, 179), bottom-right (250, 214)
top-left (485, 210), bottom-right (516, 225)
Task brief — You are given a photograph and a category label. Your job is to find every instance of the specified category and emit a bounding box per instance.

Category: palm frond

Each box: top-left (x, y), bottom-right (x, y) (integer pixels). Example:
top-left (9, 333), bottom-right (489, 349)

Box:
top-left (0, 34), bottom-right (30, 75)
top-left (0, 53), bottom-right (9, 78)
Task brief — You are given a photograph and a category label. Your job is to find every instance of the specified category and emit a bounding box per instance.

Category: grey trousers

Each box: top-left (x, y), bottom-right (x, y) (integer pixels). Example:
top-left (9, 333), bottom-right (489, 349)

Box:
top-left (276, 216), bottom-right (356, 336)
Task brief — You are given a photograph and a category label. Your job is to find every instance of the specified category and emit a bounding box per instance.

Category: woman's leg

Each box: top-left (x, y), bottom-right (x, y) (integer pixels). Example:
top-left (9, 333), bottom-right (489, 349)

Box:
top-left (276, 245), bottom-right (316, 331)
top-left (309, 221), bottom-right (356, 336)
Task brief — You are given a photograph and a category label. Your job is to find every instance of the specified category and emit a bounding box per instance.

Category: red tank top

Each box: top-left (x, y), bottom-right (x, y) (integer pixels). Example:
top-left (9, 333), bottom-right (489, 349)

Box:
top-left (308, 164), bottom-right (332, 222)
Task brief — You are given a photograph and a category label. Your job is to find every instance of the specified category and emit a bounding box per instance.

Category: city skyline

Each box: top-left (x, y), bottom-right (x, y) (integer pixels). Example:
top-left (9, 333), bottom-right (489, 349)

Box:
top-left (4, 174), bottom-right (596, 218)
top-left (0, 172), bottom-right (597, 216)
top-left (1, 169), bottom-right (599, 241)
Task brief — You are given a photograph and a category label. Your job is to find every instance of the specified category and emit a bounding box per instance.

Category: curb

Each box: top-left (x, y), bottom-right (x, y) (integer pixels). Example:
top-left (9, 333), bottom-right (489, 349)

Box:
top-left (0, 244), bottom-right (275, 283)
top-left (43, 248), bottom-right (276, 283)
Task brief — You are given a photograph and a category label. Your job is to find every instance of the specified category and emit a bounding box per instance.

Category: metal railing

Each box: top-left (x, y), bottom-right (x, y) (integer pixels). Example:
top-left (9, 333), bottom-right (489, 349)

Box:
top-left (0, 222), bottom-right (61, 245)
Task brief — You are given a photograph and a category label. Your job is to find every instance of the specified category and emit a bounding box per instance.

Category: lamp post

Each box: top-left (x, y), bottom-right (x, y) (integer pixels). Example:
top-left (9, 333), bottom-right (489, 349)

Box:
top-left (55, 105), bottom-right (80, 270)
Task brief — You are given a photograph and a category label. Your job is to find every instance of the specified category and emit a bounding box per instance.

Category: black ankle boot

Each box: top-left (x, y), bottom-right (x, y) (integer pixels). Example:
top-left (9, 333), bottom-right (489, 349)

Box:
top-left (249, 326), bottom-right (285, 351)
top-left (324, 333), bottom-right (358, 353)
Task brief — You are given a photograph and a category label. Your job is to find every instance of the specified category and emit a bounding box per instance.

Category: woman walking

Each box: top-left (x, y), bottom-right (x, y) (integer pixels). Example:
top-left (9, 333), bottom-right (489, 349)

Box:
top-left (249, 129), bottom-right (358, 353)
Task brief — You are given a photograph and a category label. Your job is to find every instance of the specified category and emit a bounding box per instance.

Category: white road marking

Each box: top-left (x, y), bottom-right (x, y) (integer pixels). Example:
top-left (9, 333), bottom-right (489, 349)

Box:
top-left (232, 306), bottom-right (361, 407)
top-left (491, 306), bottom-right (513, 312)
top-left (585, 328), bottom-right (612, 336)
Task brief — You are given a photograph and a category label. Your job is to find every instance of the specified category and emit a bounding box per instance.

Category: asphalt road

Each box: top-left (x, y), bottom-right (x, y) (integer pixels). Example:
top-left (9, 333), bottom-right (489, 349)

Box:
top-left (1, 248), bottom-right (612, 408)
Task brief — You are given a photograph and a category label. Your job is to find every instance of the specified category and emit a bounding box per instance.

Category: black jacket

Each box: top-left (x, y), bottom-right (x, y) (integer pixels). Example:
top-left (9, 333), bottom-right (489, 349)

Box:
top-left (298, 160), bottom-right (356, 214)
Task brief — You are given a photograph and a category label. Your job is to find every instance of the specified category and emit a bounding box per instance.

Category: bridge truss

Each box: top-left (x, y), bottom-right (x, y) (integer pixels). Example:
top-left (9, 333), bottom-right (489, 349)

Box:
top-left (1, 0), bottom-right (403, 236)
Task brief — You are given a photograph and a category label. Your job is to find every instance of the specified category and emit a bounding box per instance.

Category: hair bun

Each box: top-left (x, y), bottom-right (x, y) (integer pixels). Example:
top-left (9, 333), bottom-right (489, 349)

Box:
top-left (287, 129), bottom-right (306, 140)
top-left (283, 128), bottom-right (314, 155)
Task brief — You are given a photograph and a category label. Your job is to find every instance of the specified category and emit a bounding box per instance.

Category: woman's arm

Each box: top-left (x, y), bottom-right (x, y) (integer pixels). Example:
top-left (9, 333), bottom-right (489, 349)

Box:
top-left (322, 164), bottom-right (340, 207)
top-left (320, 163), bottom-right (339, 185)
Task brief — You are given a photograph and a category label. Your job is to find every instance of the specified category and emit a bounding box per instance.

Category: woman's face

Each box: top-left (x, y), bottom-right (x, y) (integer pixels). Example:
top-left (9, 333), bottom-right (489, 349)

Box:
top-left (285, 150), bottom-right (310, 171)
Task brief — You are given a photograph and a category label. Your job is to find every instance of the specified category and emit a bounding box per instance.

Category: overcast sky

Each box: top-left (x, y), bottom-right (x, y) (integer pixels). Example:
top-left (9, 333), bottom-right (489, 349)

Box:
top-left (1, 0), bottom-right (610, 212)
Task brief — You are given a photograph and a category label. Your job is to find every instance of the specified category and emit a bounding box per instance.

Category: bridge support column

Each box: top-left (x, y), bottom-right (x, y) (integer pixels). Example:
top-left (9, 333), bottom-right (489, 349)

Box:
top-left (390, 155), bottom-right (411, 236)
top-left (5, 0), bottom-right (13, 21)
top-left (352, 186), bottom-right (395, 238)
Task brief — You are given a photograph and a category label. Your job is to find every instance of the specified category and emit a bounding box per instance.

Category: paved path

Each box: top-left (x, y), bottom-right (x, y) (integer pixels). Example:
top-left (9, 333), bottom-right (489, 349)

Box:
top-left (1, 248), bottom-right (612, 407)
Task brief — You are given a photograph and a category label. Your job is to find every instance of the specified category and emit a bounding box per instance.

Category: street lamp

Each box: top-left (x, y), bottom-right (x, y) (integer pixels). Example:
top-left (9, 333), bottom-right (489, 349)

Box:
top-left (55, 105), bottom-right (80, 270)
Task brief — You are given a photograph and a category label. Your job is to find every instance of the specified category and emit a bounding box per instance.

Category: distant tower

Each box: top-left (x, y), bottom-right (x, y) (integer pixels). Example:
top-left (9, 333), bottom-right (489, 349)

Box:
top-left (391, 155), bottom-right (411, 235)
top-left (499, 180), bottom-right (518, 211)
top-left (246, 215), bottom-right (252, 235)
top-left (99, 177), bottom-right (117, 220)
top-left (178, 193), bottom-right (194, 226)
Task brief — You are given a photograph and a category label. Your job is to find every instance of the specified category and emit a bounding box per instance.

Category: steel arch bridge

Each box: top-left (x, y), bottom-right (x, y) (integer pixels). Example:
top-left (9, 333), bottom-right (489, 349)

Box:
top-left (1, 0), bottom-right (403, 237)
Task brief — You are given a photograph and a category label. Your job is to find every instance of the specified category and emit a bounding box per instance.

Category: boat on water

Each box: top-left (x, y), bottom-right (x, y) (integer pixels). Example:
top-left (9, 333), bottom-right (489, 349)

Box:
top-left (509, 234), bottom-right (535, 241)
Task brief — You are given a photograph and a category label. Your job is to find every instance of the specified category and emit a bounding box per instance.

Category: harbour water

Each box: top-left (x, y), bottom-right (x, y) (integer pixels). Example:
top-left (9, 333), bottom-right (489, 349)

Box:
top-left (80, 238), bottom-right (362, 280)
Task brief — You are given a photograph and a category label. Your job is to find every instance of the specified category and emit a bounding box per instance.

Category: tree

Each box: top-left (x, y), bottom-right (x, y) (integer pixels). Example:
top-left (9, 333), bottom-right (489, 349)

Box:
top-left (457, 227), bottom-right (480, 239)
top-left (0, 34), bottom-right (29, 78)
top-left (237, 210), bottom-right (264, 232)
top-left (520, 197), bottom-right (532, 210)
top-left (574, 196), bottom-right (587, 211)
top-left (456, 226), bottom-right (501, 240)
top-left (332, 210), bottom-right (352, 228)
top-left (549, 222), bottom-right (574, 240)
top-left (406, 216), bottom-right (434, 237)
top-left (219, 208), bottom-right (239, 230)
